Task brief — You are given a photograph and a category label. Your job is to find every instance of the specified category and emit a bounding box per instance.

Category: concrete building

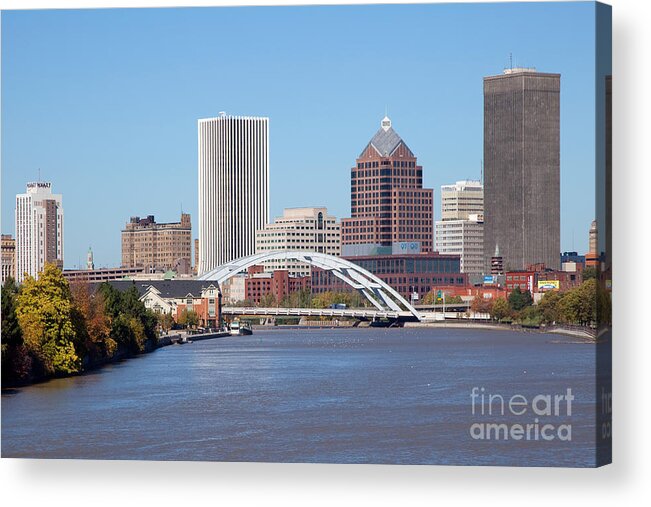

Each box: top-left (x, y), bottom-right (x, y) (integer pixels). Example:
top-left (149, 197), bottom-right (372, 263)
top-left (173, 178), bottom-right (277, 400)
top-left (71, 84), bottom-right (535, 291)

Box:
top-left (255, 207), bottom-right (341, 276)
top-left (435, 180), bottom-right (484, 275)
top-left (15, 181), bottom-right (64, 283)
top-left (436, 214), bottom-right (484, 276)
top-left (341, 116), bottom-right (434, 256)
top-left (440, 180), bottom-right (484, 221)
top-left (198, 113), bottom-right (269, 274)
top-left (121, 213), bottom-right (192, 273)
top-left (1, 234), bottom-right (16, 284)
top-left (483, 67), bottom-right (561, 271)
top-left (220, 274), bottom-right (246, 305)
top-left (63, 266), bottom-right (146, 283)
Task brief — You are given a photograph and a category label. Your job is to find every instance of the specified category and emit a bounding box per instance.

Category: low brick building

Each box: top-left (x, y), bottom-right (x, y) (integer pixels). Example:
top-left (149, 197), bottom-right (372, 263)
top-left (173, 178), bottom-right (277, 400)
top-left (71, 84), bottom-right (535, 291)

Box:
top-left (244, 266), bottom-right (310, 305)
top-left (505, 263), bottom-right (583, 295)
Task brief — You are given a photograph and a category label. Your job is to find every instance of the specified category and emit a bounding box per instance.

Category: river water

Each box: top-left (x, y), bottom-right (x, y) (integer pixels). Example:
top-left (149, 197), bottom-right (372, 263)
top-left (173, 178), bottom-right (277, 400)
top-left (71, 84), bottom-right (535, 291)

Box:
top-left (1, 327), bottom-right (600, 466)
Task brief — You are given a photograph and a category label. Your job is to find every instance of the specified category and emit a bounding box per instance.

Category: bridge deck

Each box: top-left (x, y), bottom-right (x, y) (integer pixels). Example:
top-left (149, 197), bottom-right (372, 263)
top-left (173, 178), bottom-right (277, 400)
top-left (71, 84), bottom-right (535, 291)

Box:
top-left (222, 307), bottom-right (418, 321)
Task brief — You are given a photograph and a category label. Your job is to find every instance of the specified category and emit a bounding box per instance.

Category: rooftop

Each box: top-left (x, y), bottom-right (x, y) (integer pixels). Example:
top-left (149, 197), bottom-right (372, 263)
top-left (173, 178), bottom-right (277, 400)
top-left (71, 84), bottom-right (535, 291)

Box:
top-left (360, 116), bottom-right (413, 158)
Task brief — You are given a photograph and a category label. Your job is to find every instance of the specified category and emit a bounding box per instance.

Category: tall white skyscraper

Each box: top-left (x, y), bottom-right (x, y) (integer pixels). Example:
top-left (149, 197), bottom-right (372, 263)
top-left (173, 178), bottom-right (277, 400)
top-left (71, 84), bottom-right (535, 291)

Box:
top-left (198, 114), bottom-right (269, 274)
top-left (15, 181), bottom-right (64, 283)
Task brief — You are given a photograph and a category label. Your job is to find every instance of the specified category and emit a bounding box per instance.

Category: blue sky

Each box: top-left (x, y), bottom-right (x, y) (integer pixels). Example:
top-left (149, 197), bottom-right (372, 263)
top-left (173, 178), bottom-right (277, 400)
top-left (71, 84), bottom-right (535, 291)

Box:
top-left (1, 2), bottom-right (597, 269)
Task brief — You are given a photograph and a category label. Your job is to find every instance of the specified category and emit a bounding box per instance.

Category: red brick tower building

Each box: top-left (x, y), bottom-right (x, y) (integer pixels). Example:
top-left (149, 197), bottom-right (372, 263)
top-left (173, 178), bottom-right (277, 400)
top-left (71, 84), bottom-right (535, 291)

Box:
top-left (341, 117), bottom-right (434, 255)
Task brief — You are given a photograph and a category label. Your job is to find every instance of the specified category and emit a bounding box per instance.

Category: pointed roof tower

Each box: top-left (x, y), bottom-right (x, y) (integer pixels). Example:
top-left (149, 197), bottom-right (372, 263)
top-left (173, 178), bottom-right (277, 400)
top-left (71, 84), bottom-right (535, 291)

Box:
top-left (360, 116), bottom-right (414, 158)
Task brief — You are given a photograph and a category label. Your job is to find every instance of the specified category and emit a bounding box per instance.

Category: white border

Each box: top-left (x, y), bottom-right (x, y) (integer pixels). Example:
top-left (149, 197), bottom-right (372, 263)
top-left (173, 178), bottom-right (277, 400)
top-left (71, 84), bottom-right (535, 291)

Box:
top-left (2, 0), bottom-right (650, 505)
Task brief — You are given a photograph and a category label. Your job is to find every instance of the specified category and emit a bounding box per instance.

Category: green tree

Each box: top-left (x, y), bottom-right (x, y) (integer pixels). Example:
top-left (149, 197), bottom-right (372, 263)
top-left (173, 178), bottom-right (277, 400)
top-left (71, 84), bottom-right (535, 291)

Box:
top-left (518, 305), bottom-right (542, 327)
top-left (159, 312), bottom-right (175, 334)
top-left (557, 279), bottom-right (597, 326)
top-left (2, 277), bottom-right (31, 383)
top-left (15, 264), bottom-right (81, 376)
top-left (1, 277), bottom-right (22, 347)
top-left (490, 298), bottom-right (511, 322)
top-left (177, 308), bottom-right (199, 329)
top-left (582, 266), bottom-right (598, 281)
top-left (508, 287), bottom-right (533, 311)
top-left (538, 291), bottom-right (564, 324)
top-left (258, 293), bottom-right (277, 307)
top-left (97, 282), bottom-right (157, 353)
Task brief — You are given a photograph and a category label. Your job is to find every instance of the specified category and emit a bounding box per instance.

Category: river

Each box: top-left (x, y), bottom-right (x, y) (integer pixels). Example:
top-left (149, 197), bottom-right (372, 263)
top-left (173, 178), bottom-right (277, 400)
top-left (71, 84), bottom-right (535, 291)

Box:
top-left (1, 327), bottom-right (600, 466)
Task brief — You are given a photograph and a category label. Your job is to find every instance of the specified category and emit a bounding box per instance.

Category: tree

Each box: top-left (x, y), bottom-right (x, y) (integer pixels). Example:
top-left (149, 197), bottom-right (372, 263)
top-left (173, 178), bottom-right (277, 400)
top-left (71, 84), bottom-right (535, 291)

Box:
top-left (538, 291), bottom-right (564, 324)
top-left (159, 312), bottom-right (175, 334)
top-left (2, 277), bottom-right (31, 383)
top-left (96, 282), bottom-right (157, 353)
top-left (177, 308), bottom-right (199, 329)
top-left (258, 293), bottom-right (277, 308)
top-left (490, 298), bottom-right (511, 322)
top-left (1, 277), bottom-right (22, 347)
top-left (470, 295), bottom-right (493, 315)
top-left (15, 264), bottom-right (81, 376)
top-left (70, 281), bottom-right (114, 363)
top-left (582, 266), bottom-right (598, 281)
top-left (508, 287), bottom-right (533, 311)
top-left (557, 279), bottom-right (597, 326)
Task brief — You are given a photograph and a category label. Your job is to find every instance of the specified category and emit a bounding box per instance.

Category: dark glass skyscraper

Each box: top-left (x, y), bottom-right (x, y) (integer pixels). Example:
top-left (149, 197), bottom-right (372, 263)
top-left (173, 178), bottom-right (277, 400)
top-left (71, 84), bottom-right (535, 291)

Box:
top-left (483, 68), bottom-right (561, 271)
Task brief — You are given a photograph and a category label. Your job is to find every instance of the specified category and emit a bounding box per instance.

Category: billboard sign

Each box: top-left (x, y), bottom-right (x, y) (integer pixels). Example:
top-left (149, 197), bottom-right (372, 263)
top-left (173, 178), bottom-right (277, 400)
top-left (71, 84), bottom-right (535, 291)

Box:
top-left (537, 280), bottom-right (560, 291)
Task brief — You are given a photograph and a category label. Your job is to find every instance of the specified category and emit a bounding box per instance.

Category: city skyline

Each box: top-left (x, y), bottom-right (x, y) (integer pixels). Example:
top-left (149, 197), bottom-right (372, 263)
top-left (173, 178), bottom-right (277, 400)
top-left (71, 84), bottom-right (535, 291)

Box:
top-left (1, 3), bottom-right (598, 268)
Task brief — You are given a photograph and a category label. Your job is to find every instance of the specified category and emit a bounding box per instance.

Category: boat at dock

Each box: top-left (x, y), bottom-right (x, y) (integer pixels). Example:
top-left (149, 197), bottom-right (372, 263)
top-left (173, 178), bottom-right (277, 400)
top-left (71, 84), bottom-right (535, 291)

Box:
top-left (230, 320), bottom-right (253, 336)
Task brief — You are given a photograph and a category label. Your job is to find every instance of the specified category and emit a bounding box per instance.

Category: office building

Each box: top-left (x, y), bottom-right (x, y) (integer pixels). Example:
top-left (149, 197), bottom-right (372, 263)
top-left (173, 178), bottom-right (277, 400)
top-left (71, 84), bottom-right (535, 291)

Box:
top-left (255, 207), bottom-right (341, 276)
top-left (440, 179), bottom-right (484, 221)
top-left (311, 252), bottom-right (467, 302)
top-left (483, 67), bottom-right (561, 271)
top-left (198, 113), bottom-right (269, 274)
top-left (15, 181), bottom-right (64, 283)
top-left (341, 116), bottom-right (433, 256)
top-left (435, 180), bottom-right (484, 275)
top-left (121, 213), bottom-right (192, 273)
top-left (1, 234), bottom-right (16, 284)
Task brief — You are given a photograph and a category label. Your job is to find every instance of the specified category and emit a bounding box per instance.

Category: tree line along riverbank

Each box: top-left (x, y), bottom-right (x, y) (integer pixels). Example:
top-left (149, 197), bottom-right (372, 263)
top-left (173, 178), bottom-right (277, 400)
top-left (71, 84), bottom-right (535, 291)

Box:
top-left (1, 264), bottom-right (161, 387)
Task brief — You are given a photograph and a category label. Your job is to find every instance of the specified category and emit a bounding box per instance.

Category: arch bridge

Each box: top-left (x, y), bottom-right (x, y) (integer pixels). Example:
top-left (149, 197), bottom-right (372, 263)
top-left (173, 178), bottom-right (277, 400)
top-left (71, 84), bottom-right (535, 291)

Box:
top-left (198, 250), bottom-right (422, 322)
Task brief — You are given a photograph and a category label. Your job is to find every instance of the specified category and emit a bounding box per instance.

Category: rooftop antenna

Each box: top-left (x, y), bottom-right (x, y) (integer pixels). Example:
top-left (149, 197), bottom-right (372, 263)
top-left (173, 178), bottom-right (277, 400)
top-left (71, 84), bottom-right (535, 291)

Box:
top-left (38, 168), bottom-right (41, 182)
top-left (480, 160), bottom-right (483, 185)
top-left (509, 52), bottom-right (513, 70)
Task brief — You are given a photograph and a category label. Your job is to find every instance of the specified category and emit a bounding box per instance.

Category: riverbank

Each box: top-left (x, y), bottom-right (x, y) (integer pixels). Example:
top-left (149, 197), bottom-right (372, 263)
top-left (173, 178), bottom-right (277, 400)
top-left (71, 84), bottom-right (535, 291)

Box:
top-left (2, 330), bottom-right (232, 389)
top-left (404, 320), bottom-right (599, 341)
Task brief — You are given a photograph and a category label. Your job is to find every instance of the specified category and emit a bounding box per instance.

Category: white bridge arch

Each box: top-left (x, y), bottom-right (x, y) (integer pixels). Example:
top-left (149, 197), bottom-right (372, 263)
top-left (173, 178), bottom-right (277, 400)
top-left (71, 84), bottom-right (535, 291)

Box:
top-left (198, 250), bottom-right (421, 320)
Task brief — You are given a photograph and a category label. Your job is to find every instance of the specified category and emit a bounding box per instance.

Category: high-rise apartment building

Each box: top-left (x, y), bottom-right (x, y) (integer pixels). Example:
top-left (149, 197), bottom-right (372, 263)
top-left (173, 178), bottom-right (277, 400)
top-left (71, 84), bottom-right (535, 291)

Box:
top-left (483, 67), bottom-right (560, 271)
top-left (1, 234), bottom-right (16, 284)
top-left (198, 113), bottom-right (269, 274)
top-left (121, 213), bottom-right (192, 272)
top-left (255, 207), bottom-right (341, 276)
top-left (341, 116), bottom-right (434, 256)
top-left (15, 182), bottom-right (64, 283)
top-left (435, 180), bottom-right (484, 275)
